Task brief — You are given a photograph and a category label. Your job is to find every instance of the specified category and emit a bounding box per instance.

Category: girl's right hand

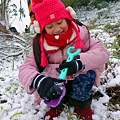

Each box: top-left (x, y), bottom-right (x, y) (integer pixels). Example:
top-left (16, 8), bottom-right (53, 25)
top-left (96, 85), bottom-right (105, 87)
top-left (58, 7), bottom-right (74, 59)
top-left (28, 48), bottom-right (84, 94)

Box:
top-left (31, 74), bottom-right (65, 101)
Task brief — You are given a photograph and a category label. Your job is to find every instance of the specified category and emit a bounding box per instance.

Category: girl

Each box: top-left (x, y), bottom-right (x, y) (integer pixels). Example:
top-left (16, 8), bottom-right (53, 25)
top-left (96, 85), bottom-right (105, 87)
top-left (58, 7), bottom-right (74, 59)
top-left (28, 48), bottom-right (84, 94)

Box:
top-left (19, 0), bottom-right (109, 119)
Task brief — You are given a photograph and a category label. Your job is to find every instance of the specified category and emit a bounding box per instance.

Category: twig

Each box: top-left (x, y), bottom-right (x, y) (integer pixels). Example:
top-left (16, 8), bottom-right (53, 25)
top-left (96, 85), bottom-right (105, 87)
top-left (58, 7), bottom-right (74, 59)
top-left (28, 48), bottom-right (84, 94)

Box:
top-left (0, 33), bottom-right (28, 44)
top-left (0, 51), bottom-right (23, 58)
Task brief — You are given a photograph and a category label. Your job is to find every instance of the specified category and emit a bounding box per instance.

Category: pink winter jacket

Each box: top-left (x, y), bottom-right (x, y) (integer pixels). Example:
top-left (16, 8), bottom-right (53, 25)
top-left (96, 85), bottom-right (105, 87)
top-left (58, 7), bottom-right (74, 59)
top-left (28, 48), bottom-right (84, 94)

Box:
top-left (18, 25), bottom-right (109, 104)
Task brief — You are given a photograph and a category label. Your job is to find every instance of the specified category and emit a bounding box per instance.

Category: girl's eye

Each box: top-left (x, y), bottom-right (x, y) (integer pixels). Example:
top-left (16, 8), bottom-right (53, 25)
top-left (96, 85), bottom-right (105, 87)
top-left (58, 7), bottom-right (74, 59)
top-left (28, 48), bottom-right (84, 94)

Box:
top-left (57, 20), bottom-right (63, 24)
top-left (46, 26), bottom-right (52, 29)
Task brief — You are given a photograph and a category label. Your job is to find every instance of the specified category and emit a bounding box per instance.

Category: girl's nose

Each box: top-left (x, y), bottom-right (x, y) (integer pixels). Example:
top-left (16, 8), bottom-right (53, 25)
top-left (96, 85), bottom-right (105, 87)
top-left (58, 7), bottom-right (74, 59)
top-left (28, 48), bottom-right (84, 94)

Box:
top-left (54, 27), bottom-right (61, 34)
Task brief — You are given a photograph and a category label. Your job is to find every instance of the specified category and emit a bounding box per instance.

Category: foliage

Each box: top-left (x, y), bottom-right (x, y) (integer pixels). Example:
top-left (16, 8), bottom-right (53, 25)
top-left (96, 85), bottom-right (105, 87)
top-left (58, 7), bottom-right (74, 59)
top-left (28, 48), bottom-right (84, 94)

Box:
top-left (18, 0), bottom-right (26, 21)
top-left (62, 0), bottom-right (118, 9)
top-left (6, 4), bottom-right (17, 17)
top-left (0, 0), bottom-right (26, 28)
top-left (0, 34), bottom-right (31, 69)
top-left (104, 21), bottom-right (120, 59)
top-left (61, 0), bottom-right (76, 7)
top-left (106, 86), bottom-right (120, 111)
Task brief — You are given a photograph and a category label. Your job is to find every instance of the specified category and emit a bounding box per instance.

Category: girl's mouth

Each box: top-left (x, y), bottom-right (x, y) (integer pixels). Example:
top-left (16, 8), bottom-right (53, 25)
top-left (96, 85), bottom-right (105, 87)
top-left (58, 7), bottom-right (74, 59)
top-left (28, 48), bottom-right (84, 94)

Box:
top-left (54, 30), bottom-right (64, 35)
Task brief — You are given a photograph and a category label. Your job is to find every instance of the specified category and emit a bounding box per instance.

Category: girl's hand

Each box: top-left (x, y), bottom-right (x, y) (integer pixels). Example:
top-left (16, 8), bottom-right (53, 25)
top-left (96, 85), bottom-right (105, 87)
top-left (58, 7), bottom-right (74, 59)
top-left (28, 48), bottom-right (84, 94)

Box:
top-left (31, 74), bottom-right (65, 101)
top-left (59, 56), bottom-right (84, 75)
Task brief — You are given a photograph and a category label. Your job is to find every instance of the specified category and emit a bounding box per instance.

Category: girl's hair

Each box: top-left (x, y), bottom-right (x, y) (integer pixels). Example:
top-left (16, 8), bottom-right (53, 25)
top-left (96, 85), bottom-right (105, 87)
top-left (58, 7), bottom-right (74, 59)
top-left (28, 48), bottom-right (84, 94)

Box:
top-left (33, 19), bottom-right (90, 72)
top-left (33, 34), bottom-right (45, 72)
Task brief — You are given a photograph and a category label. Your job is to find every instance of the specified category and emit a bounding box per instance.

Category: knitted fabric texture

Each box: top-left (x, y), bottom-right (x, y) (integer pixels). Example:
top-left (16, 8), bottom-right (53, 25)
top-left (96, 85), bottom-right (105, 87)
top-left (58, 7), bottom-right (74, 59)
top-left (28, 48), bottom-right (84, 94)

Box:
top-left (32, 0), bottom-right (72, 33)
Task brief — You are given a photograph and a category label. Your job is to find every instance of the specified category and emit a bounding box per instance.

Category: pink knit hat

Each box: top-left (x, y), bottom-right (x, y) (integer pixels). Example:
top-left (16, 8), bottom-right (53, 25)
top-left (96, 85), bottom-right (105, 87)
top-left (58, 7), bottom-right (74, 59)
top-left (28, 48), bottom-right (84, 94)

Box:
top-left (32, 0), bottom-right (73, 33)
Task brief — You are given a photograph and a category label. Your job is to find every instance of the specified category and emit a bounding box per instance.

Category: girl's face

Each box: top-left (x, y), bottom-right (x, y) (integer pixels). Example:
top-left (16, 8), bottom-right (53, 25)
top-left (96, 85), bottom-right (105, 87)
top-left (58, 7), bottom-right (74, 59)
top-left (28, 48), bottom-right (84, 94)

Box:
top-left (45, 19), bottom-right (69, 35)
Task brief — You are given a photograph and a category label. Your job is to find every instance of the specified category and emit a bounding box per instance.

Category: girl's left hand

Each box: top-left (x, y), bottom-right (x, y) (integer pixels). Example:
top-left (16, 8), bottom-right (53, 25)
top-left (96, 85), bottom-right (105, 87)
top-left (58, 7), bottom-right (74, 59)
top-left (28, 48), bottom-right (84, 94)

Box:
top-left (59, 56), bottom-right (84, 75)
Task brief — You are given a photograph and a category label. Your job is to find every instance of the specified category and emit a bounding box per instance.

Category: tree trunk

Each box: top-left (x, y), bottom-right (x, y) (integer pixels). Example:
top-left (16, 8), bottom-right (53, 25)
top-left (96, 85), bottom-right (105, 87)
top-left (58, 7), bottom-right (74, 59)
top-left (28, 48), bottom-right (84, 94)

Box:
top-left (0, 22), bottom-right (9, 33)
top-left (0, 0), bottom-right (10, 33)
top-left (1, 0), bottom-right (6, 22)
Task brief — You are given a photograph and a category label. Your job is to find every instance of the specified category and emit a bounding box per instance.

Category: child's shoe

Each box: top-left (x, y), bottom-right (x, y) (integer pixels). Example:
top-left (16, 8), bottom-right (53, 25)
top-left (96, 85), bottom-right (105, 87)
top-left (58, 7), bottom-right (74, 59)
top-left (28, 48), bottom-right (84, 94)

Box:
top-left (74, 106), bottom-right (92, 120)
top-left (44, 106), bottom-right (64, 120)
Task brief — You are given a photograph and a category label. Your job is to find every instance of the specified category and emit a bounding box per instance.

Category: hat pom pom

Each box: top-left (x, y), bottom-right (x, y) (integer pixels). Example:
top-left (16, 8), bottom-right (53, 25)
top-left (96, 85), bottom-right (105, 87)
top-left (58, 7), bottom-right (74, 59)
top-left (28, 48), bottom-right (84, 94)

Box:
top-left (33, 20), bottom-right (41, 33)
top-left (66, 6), bottom-right (76, 19)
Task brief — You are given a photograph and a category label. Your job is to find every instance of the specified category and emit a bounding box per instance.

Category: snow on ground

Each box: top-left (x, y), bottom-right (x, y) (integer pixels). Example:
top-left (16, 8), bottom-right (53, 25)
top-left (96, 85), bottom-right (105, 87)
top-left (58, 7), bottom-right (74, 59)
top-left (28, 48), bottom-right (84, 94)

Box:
top-left (0, 1), bottom-right (120, 120)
